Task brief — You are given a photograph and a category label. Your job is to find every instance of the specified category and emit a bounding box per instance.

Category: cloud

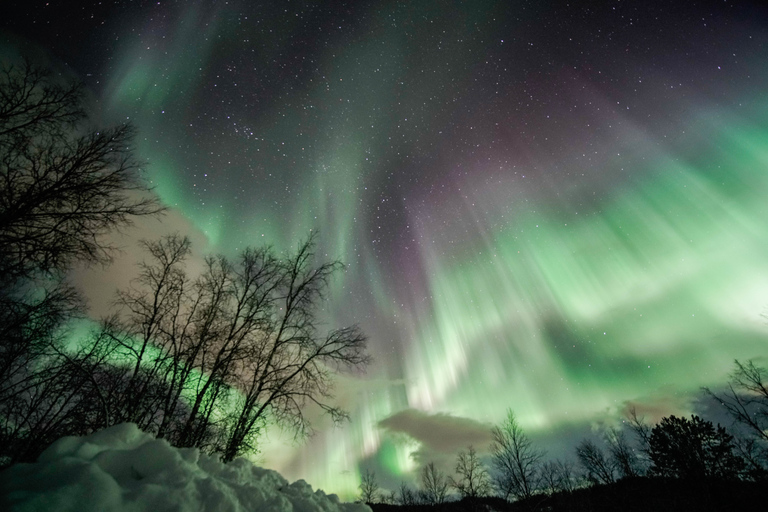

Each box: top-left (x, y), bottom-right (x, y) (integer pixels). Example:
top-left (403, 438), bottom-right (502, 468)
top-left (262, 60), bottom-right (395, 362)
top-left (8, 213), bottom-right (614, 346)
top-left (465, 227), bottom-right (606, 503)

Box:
top-left (378, 409), bottom-right (493, 470)
top-left (620, 391), bottom-right (696, 426)
top-left (69, 206), bottom-right (211, 319)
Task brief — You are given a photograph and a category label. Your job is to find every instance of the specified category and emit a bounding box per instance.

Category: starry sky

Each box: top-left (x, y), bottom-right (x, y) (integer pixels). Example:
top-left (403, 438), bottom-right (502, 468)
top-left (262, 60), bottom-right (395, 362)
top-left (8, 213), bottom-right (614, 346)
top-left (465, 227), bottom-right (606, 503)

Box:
top-left (2, 0), bottom-right (768, 500)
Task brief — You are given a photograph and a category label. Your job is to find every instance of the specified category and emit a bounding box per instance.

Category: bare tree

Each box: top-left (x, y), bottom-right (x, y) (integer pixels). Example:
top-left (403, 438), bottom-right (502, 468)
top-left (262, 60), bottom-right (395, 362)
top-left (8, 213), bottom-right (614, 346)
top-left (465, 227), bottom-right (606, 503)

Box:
top-left (450, 445), bottom-right (492, 499)
top-left (0, 60), bottom-right (159, 465)
top-left (576, 439), bottom-right (615, 485)
top-left (0, 284), bottom-right (81, 403)
top-left (0, 60), bottom-right (161, 284)
top-left (105, 233), bottom-right (370, 459)
top-left (218, 234), bottom-right (370, 459)
top-left (0, 330), bottom-right (90, 463)
top-left (626, 406), bottom-right (652, 449)
top-left (703, 360), bottom-right (768, 477)
top-left (381, 490), bottom-right (398, 505)
top-left (734, 436), bottom-right (768, 480)
top-left (395, 481), bottom-right (419, 506)
top-left (358, 468), bottom-right (380, 504)
top-left (705, 360), bottom-right (768, 445)
top-left (606, 427), bottom-right (641, 478)
top-left (102, 235), bottom-right (192, 434)
top-left (420, 461), bottom-right (450, 505)
top-left (489, 409), bottom-right (545, 500)
top-left (540, 459), bottom-right (576, 495)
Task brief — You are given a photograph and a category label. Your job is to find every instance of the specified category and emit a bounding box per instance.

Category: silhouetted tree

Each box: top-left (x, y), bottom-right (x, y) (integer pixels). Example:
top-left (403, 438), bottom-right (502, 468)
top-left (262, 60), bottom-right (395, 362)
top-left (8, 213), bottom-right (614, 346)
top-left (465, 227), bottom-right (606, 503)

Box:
top-left (0, 59), bottom-right (158, 465)
top-left (381, 489), bottom-right (398, 505)
top-left (648, 415), bottom-right (744, 480)
top-left (576, 438), bottom-right (615, 485)
top-left (420, 461), bottom-right (450, 505)
top-left (606, 426), bottom-right (642, 478)
top-left (359, 468), bottom-right (380, 504)
top-left (540, 459), bottom-right (576, 495)
top-left (489, 409), bottom-right (545, 500)
top-left (0, 60), bottom-right (160, 284)
top-left (395, 481), bottom-right (419, 506)
top-left (704, 359), bottom-right (768, 479)
top-left (105, 233), bottom-right (370, 459)
top-left (0, 284), bottom-right (81, 405)
top-left (626, 406), bottom-right (653, 448)
top-left (733, 436), bottom-right (768, 481)
top-left (705, 360), bottom-right (768, 444)
top-left (450, 445), bottom-right (492, 499)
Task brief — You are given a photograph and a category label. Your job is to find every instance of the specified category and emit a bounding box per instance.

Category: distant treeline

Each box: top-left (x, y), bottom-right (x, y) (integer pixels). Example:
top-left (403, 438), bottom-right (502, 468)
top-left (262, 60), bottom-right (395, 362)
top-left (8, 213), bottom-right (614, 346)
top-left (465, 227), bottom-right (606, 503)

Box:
top-left (358, 361), bottom-right (768, 510)
top-left (359, 364), bottom-right (767, 511)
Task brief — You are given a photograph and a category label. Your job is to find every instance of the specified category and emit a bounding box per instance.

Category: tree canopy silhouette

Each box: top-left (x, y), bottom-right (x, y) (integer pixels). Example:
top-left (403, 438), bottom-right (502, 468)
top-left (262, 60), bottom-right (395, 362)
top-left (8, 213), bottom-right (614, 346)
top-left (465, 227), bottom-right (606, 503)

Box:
top-left (648, 415), bottom-right (744, 480)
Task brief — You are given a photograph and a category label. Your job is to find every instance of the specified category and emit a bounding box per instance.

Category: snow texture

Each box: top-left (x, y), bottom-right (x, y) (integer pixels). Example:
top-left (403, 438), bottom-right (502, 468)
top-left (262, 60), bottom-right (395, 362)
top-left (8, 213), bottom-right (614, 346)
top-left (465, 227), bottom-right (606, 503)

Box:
top-left (0, 423), bottom-right (371, 512)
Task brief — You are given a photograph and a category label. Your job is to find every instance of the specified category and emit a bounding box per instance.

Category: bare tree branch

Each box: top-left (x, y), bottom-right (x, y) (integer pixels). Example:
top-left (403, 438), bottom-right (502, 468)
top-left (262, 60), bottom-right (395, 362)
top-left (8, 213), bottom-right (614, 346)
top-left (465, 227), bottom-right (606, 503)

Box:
top-left (489, 409), bottom-right (545, 500)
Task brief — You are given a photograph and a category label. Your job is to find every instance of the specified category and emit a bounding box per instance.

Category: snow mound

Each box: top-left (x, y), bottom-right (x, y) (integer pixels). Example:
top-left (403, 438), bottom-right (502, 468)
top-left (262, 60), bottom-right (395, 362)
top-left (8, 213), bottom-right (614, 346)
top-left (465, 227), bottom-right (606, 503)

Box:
top-left (0, 423), bottom-right (370, 512)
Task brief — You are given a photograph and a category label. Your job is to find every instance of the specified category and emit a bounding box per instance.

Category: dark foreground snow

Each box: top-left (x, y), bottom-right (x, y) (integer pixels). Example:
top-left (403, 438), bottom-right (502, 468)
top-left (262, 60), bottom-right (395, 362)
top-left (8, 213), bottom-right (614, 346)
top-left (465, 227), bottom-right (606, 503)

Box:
top-left (0, 423), bottom-right (370, 512)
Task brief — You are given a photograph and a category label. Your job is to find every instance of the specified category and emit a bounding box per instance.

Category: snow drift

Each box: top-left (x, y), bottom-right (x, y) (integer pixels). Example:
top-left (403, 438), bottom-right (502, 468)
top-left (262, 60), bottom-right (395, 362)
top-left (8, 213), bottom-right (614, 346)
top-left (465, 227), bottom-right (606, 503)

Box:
top-left (0, 423), bottom-right (370, 512)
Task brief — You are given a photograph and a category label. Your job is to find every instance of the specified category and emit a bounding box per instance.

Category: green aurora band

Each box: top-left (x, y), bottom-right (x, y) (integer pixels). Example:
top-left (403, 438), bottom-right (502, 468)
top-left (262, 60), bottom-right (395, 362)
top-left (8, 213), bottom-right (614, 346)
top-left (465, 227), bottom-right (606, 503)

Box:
top-left (136, 102), bottom-right (768, 498)
top-left (8, 0), bottom-right (767, 500)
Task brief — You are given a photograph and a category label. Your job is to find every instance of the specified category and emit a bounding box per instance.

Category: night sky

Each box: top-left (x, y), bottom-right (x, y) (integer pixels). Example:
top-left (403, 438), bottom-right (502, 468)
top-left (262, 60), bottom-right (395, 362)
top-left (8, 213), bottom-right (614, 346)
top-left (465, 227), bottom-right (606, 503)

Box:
top-left (2, 0), bottom-right (768, 499)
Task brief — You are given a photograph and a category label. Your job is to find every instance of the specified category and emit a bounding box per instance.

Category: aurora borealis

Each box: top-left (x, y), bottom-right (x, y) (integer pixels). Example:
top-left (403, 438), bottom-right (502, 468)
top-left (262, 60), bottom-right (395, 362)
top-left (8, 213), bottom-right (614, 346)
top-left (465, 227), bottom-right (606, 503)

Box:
top-left (2, 0), bottom-right (768, 500)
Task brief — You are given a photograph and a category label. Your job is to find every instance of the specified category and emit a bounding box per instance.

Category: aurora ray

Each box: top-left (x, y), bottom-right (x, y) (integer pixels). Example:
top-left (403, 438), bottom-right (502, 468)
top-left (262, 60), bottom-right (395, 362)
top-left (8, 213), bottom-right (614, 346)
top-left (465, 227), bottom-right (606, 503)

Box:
top-left (2, 0), bottom-right (768, 500)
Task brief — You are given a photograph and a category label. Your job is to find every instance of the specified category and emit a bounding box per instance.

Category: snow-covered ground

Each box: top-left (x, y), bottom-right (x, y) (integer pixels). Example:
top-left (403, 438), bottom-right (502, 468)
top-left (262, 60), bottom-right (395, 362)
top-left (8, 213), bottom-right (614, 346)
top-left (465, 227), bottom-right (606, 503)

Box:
top-left (0, 423), bottom-right (371, 512)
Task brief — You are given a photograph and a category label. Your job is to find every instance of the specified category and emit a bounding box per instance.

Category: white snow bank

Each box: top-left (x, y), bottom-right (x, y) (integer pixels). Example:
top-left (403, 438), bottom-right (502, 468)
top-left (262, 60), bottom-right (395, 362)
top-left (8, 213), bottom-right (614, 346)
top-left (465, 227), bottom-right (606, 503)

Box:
top-left (0, 423), bottom-right (371, 512)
